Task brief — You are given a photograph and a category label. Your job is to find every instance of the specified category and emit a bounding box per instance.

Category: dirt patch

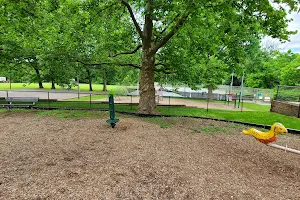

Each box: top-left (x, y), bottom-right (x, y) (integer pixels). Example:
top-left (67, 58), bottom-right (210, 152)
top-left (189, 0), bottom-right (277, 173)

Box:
top-left (0, 112), bottom-right (299, 199)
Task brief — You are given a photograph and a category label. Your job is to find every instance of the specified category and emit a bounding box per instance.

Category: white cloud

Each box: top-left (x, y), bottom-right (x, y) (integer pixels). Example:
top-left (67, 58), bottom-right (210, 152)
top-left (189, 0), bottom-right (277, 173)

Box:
top-left (281, 12), bottom-right (300, 51)
top-left (263, 12), bottom-right (300, 53)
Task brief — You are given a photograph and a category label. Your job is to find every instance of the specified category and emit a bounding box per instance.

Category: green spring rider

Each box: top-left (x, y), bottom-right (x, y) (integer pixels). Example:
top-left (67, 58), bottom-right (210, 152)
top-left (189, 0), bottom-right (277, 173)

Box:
top-left (106, 94), bottom-right (119, 128)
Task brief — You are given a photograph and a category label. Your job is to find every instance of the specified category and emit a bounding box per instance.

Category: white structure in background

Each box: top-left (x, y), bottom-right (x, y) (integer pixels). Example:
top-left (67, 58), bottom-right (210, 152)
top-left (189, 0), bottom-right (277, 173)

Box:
top-left (0, 77), bottom-right (6, 82)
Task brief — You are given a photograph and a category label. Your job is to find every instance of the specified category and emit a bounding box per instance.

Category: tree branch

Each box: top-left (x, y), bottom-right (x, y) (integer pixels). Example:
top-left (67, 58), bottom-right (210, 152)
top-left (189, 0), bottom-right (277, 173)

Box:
top-left (76, 60), bottom-right (141, 69)
top-left (120, 0), bottom-right (143, 39)
top-left (159, 14), bottom-right (180, 36)
top-left (154, 68), bottom-right (172, 74)
top-left (110, 44), bottom-right (142, 57)
top-left (151, 13), bottom-right (190, 54)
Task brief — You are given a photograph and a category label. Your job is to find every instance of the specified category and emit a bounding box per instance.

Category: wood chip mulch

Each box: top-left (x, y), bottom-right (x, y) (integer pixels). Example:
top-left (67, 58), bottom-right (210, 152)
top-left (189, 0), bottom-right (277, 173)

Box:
top-left (0, 112), bottom-right (299, 200)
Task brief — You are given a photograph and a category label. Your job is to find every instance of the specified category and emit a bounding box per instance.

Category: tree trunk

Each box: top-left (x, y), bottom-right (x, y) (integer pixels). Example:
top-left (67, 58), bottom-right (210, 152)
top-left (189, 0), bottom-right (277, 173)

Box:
top-left (86, 68), bottom-right (93, 91)
top-left (51, 79), bottom-right (55, 89)
top-left (89, 79), bottom-right (93, 91)
top-left (208, 85), bottom-right (214, 102)
top-left (33, 67), bottom-right (43, 88)
top-left (38, 81), bottom-right (43, 89)
top-left (103, 70), bottom-right (107, 92)
top-left (138, 47), bottom-right (156, 114)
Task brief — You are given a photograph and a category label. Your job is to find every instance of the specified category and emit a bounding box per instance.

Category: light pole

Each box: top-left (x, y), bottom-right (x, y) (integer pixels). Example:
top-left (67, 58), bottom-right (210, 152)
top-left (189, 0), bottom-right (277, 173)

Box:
top-left (238, 69), bottom-right (245, 108)
top-left (230, 71), bottom-right (234, 94)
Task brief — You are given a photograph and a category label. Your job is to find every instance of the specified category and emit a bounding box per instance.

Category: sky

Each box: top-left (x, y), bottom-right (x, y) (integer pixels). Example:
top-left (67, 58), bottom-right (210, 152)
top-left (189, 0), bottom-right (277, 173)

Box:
top-left (263, 12), bottom-right (300, 53)
top-left (281, 12), bottom-right (300, 53)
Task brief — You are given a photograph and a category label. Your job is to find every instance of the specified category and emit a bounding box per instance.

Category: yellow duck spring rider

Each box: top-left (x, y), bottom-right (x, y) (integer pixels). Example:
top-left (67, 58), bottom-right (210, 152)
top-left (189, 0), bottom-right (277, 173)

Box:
top-left (242, 123), bottom-right (300, 154)
top-left (242, 122), bottom-right (287, 144)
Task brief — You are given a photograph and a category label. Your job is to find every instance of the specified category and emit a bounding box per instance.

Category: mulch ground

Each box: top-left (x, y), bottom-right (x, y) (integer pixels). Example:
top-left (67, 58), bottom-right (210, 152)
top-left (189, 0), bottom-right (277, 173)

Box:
top-left (0, 111), bottom-right (299, 200)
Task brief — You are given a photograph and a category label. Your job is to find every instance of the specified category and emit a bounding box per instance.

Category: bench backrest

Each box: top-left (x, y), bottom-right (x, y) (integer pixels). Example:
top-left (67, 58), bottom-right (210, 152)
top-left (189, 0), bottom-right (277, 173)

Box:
top-left (5, 97), bottom-right (39, 102)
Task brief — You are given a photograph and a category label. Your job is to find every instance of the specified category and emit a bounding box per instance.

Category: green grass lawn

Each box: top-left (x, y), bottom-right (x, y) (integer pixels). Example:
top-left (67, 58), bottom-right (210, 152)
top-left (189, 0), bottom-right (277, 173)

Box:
top-left (0, 82), bottom-right (136, 94)
top-left (157, 107), bottom-right (300, 130)
top-left (32, 101), bottom-right (300, 130)
top-left (64, 94), bottom-right (108, 101)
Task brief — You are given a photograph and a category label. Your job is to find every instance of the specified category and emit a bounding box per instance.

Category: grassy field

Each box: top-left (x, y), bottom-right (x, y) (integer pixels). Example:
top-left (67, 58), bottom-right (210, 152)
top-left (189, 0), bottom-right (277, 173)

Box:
top-left (29, 101), bottom-right (300, 130)
top-left (1, 83), bottom-right (296, 129)
top-left (64, 94), bottom-right (108, 101)
top-left (0, 83), bottom-right (136, 94)
top-left (157, 107), bottom-right (300, 130)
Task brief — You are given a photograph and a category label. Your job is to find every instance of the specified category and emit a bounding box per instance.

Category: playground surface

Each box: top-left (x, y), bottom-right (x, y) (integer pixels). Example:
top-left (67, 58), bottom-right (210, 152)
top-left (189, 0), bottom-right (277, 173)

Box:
top-left (1, 112), bottom-right (299, 199)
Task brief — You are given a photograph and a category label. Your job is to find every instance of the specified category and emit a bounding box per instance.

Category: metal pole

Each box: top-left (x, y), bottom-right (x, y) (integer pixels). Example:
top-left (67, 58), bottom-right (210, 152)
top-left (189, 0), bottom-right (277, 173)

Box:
top-left (90, 94), bottom-right (92, 109)
top-left (9, 69), bottom-right (11, 89)
top-left (241, 98), bottom-right (243, 112)
top-left (240, 70), bottom-right (244, 105)
top-left (267, 143), bottom-right (300, 155)
top-left (6, 90), bottom-right (8, 98)
top-left (77, 75), bottom-right (80, 99)
top-left (224, 90), bottom-right (226, 105)
top-left (168, 96), bottom-right (170, 114)
top-left (228, 94), bottom-right (230, 106)
top-left (238, 93), bottom-right (241, 108)
top-left (234, 93), bottom-right (237, 109)
top-left (230, 71), bottom-right (234, 94)
top-left (130, 95), bottom-right (132, 110)
top-left (206, 94), bottom-right (209, 112)
top-left (48, 92), bottom-right (50, 108)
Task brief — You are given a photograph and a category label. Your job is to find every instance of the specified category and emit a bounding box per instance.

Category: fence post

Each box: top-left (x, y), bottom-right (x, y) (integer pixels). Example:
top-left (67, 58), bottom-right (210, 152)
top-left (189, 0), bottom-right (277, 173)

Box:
top-left (228, 94), bottom-right (230, 106)
top-left (130, 95), bottom-right (132, 110)
top-left (48, 92), bottom-right (50, 108)
top-left (238, 92), bottom-right (241, 108)
top-left (6, 90), bottom-right (8, 98)
top-left (241, 98), bottom-right (243, 112)
top-left (90, 94), bottom-right (92, 109)
top-left (234, 93), bottom-right (237, 109)
top-left (206, 94), bottom-right (209, 112)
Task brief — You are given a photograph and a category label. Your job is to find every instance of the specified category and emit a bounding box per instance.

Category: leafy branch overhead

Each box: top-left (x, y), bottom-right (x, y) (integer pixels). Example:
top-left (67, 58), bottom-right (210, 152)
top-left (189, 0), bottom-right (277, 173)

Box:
top-left (1, 0), bottom-right (299, 114)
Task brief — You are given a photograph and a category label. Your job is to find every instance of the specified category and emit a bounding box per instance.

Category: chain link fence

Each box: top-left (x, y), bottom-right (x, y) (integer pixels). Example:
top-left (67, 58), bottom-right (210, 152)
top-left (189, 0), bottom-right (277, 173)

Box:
top-left (272, 85), bottom-right (300, 118)
top-left (275, 85), bottom-right (300, 103)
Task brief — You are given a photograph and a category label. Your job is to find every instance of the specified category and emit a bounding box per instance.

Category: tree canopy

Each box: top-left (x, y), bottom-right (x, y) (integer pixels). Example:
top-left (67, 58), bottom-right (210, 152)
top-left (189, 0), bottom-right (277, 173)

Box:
top-left (1, 0), bottom-right (299, 113)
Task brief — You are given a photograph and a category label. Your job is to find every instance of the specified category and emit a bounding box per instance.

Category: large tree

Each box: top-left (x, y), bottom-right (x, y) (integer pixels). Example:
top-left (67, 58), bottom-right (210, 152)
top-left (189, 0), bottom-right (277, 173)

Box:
top-left (1, 0), bottom-right (299, 114)
top-left (100, 0), bottom-right (297, 114)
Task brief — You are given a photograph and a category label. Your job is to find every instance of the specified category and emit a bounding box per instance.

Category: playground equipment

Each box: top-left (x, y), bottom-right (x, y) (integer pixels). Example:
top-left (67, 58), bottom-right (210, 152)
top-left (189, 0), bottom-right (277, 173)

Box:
top-left (106, 94), bottom-right (119, 128)
top-left (242, 123), bottom-right (300, 154)
top-left (242, 122), bottom-right (287, 144)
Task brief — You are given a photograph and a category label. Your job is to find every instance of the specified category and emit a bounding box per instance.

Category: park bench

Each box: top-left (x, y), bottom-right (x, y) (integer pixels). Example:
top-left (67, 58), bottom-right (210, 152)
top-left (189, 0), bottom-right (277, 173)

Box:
top-left (1, 97), bottom-right (39, 110)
